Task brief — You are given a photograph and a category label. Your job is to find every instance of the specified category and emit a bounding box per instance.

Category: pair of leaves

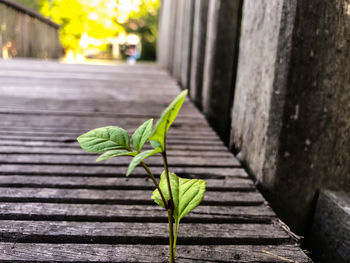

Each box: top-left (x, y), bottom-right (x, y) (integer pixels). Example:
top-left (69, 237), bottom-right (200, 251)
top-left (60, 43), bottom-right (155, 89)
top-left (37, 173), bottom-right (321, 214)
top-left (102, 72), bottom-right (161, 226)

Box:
top-left (151, 171), bottom-right (206, 245)
top-left (77, 118), bottom-right (156, 175)
top-left (77, 90), bottom-right (188, 176)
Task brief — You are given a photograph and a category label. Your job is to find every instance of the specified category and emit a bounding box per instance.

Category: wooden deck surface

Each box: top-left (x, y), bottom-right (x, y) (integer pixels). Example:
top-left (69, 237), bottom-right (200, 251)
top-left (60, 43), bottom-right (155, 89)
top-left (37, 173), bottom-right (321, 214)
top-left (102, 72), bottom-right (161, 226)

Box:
top-left (0, 59), bottom-right (311, 262)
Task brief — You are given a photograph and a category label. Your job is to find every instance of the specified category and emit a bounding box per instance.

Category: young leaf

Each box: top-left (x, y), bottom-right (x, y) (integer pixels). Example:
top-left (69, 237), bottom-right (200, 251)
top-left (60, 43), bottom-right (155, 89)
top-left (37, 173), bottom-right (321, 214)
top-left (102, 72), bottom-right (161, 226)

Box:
top-left (126, 148), bottom-right (162, 176)
top-left (96, 149), bottom-right (136, 162)
top-left (77, 126), bottom-right (130, 153)
top-left (149, 89), bottom-right (188, 150)
top-left (151, 171), bottom-right (206, 249)
top-left (131, 118), bottom-right (153, 152)
top-left (151, 171), bottom-right (206, 220)
top-left (150, 140), bottom-right (162, 150)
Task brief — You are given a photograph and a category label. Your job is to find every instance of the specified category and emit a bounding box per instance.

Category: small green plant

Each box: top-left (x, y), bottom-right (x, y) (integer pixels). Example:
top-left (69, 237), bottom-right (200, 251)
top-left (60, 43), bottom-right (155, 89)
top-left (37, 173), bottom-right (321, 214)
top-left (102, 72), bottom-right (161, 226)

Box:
top-left (77, 89), bottom-right (206, 263)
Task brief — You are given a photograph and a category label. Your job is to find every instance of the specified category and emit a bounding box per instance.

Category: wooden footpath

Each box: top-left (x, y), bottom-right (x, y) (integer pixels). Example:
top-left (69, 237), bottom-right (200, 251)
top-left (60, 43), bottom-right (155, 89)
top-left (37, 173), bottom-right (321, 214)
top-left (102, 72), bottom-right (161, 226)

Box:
top-left (0, 59), bottom-right (311, 262)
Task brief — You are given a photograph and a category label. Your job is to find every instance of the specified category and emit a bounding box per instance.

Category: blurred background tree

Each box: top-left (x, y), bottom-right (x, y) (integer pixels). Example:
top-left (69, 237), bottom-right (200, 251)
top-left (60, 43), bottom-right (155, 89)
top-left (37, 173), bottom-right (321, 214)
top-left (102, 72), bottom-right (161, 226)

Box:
top-left (12, 0), bottom-right (160, 61)
top-left (115, 0), bottom-right (160, 60)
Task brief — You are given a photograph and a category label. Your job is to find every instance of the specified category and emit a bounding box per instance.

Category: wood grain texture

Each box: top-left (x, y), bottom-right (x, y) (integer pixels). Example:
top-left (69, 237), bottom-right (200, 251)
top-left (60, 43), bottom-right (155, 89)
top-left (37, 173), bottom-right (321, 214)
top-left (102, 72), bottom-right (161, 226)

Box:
top-left (0, 153), bottom-right (241, 167)
top-left (0, 175), bottom-right (255, 191)
top-left (0, 220), bottom-right (291, 244)
top-left (0, 202), bottom-right (275, 223)
top-left (0, 187), bottom-right (264, 205)
top-left (0, 243), bottom-right (311, 262)
top-left (0, 164), bottom-right (249, 178)
top-left (0, 59), bottom-right (310, 262)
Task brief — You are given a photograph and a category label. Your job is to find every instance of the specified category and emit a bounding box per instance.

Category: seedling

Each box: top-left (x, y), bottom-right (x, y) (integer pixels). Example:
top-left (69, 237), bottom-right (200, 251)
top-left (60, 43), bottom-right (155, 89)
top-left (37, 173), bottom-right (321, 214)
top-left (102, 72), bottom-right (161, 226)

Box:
top-left (77, 89), bottom-right (206, 263)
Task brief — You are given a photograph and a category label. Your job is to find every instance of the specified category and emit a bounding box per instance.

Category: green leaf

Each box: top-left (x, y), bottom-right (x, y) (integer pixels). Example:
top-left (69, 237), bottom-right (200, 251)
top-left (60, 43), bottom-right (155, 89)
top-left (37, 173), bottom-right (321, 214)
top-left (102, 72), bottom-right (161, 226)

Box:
top-left (132, 118), bottom-right (153, 152)
top-left (126, 148), bottom-right (162, 176)
top-left (77, 126), bottom-right (130, 153)
top-left (96, 149), bottom-right (137, 162)
top-left (149, 90), bottom-right (188, 150)
top-left (151, 171), bottom-right (206, 219)
top-left (150, 140), bottom-right (162, 149)
top-left (151, 171), bottom-right (206, 249)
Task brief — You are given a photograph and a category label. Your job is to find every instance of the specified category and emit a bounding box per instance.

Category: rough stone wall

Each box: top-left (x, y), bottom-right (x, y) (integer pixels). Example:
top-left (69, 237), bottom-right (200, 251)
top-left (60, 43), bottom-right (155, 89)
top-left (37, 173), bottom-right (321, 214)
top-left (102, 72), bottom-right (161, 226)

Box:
top-left (189, 0), bottom-right (209, 108)
top-left (180, 0), bottom-right (195, 90)
top-left (172, 0), bottom-right (185, 80)
top-left (157, 0), bottom-right (171, 68)
top-left (308, 190), bottom-right (350, 263)
top-left (272, 0), bottom-right (350, 233)
top-left (231, 0), bottom-right (350, 234)
top-left (230, 0), bottom-right (294, 185)
top-left (202, 0), bottom-right (241, 142)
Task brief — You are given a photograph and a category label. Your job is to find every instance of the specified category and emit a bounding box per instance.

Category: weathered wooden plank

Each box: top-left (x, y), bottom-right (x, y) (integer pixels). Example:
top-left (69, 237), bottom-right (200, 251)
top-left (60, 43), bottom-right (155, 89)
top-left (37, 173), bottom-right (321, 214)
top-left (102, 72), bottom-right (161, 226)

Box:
top-left (0, 220), bottom-right (291, 244)
top-left (1, 116), bottom-right (212, 130)
top-left (0, 126), bottom-right (218, 136)
top-left (0, 97), bottom-right (203, 115)
top-left (0, 146), bottom-right (234, 158)
top-left (0, 243), bottom-right (311, 262)
top-left (0, 140), bottom-right (229, 151)
top-left (0, 108), bottom-right (209, 121)
top-left (0, 175), bottom-right (254, 191)
top-left (0, 60), bottom-right (163, 73)
top-left (0, 187), bottom-right (264, 205)
top-left (0, 164), bottom-right (249, 178)
top-left (0, 203), bottom-right (275, 223)
top-left (0, 130), bottom-right (221, 141)
top-left (0, 154), bottom-right (241, 167)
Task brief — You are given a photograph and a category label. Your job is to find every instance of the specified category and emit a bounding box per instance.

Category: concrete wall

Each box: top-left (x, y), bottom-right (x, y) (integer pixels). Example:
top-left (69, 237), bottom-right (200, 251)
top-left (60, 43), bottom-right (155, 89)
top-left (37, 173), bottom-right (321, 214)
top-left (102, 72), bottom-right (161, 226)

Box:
top-left (0, 0), bottom-right (61, 59)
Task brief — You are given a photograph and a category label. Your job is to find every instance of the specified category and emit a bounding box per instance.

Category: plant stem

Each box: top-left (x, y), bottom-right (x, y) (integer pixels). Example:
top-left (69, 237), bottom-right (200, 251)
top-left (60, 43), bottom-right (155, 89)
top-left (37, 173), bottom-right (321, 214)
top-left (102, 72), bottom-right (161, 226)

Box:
top-left (162, 150), bottom-right (174, 209)
top-left (168, 209), bottom-right (175, 263)
top-left (141, 161), bottom-right (168, 209)
top-left (173, 218), bottom-right (179, 250)
top-left (162, 138), bottom-right (175, 263)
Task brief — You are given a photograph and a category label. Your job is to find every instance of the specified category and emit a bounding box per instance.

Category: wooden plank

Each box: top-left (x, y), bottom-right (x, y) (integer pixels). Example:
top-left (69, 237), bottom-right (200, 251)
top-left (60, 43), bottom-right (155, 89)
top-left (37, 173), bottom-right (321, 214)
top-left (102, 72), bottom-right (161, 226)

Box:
top-left (0, 220), bottom-right (291, 245)
top-left (0, 154), bottom-right (241, 167)
top-left (0, 97), bottom-right (203, 115)
top-left (0, 140), bottom-right (229, 151)
top-left (0, 130), bottom-right (221, 141)
top-left (0, 243), bottom-right (311, 262)
top-left (0, 108), bottom-right (209, 121)
top-left (0, 165), bottom-right (249, 178)
top-left (0, 175), bottom-right (255, 191)
top-left (0, 126), bottom-right (219, 137)
top-left (0, 145), bottom-right (234, 158)
top-left (0, 187), bottom-right (264, 205)
top-left (0, 116), bottom-right (212, 130)
top-left (0, 203), bottom-right (275, 223)
top-left (0, 133), bottom-right (222, 143)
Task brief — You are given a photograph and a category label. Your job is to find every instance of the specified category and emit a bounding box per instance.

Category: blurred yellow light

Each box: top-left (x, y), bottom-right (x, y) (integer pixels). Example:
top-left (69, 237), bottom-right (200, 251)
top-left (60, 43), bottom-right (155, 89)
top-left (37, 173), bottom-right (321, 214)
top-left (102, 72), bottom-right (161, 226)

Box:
top-left (88, 12), bottom-right (98, 20)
